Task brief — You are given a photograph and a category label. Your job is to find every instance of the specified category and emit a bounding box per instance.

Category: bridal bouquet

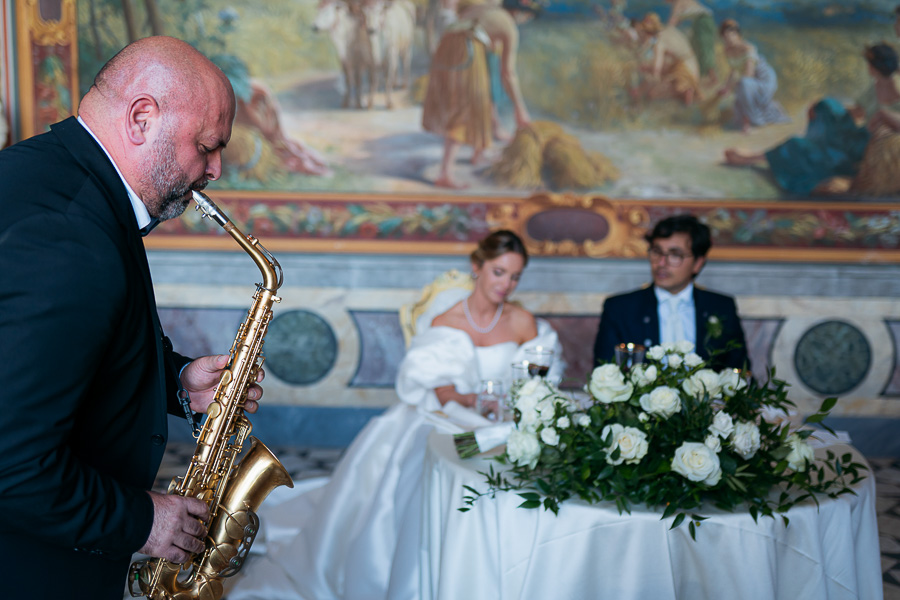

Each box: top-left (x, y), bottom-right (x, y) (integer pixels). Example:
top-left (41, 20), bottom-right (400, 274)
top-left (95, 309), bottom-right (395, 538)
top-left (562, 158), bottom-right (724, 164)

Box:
top-left (461, 342), bottom-right (868, 538)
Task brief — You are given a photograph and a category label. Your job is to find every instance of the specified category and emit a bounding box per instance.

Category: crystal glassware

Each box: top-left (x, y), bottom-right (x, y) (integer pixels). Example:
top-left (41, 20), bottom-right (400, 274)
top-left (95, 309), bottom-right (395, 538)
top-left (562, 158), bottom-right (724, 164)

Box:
top-left (614, 343), bottom-right (646, 372)
top-left (524, 346), bottom-right (554, 378)
top-left (476, 380), bottom-right (505, 422)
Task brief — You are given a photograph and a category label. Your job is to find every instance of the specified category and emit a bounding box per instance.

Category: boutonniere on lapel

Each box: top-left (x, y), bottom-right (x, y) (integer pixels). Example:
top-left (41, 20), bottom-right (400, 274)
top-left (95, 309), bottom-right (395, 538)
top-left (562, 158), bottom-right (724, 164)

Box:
top-left (706, 315), bottom-right (723, 340)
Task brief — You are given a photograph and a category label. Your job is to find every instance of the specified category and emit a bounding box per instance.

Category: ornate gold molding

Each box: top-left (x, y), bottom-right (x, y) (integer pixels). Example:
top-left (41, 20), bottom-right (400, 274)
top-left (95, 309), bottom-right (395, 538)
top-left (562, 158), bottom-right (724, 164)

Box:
top-left (487, 192), bottom-right (651, 258)
top-left (22, 0), bottom-right (76, 45)
top-left (14, 0), bottom-right (79, 139)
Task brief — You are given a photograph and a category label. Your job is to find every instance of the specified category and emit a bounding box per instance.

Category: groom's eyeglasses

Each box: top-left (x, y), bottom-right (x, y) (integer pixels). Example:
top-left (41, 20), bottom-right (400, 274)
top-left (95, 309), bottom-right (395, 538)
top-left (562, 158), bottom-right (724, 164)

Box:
top-left (648, 247), bottom-right (691, 266)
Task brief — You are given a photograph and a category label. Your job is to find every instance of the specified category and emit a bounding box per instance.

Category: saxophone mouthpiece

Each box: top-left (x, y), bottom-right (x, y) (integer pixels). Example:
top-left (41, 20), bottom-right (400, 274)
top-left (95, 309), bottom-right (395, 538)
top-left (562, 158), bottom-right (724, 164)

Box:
top-left (193, 191), bottom-right (230, 227)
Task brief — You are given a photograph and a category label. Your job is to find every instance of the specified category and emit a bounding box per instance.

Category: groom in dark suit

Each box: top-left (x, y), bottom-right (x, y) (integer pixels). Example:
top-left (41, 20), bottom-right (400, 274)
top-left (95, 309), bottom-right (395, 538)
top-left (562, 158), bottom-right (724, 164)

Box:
top-left (593, 215), bottom-right (750, 371)
top-left (0, 37), bottom-right (264, 599)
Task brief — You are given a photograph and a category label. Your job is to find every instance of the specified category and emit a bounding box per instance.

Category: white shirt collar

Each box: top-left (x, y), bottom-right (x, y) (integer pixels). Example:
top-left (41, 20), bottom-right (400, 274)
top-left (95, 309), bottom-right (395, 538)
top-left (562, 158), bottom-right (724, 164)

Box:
top-left (654, 282), bottom-right (694, 305)
top-left (77, 116), bottom-right (152, 230)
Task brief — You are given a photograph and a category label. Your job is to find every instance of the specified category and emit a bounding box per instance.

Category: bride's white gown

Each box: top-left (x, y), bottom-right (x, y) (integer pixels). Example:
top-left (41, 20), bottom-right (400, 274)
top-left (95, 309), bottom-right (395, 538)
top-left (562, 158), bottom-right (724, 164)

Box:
top-left (225, 322), bottom-right (563, 600)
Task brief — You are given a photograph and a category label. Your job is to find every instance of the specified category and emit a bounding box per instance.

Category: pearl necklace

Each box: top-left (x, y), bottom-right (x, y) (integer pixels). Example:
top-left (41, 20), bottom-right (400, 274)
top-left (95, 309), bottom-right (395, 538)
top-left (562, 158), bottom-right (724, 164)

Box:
top-left (463, 297), bottom-right (503, 334)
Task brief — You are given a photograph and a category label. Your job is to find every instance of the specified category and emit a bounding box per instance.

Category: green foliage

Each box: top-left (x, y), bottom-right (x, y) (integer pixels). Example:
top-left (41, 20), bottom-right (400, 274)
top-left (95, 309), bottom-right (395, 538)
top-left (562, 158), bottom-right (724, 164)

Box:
top-left (461, 342), bottom-right (868, 538)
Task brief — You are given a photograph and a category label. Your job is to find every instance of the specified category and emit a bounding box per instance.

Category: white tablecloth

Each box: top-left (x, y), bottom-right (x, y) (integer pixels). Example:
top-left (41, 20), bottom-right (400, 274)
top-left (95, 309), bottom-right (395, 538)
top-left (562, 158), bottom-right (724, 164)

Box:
top-left (419, 431), bottom-right (882, 600)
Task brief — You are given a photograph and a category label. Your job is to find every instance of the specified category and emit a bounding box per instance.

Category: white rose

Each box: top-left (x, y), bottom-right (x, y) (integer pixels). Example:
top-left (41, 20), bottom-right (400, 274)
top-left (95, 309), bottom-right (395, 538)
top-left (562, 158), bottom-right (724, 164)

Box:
top-left (556, 416), bottom-right (571, 429)
top-left (671, 442), bottom-right (722, 486)
top-left (730, 421), bottom-right (761, 459)
top-left (601, 423), bottom-right (649, 465)
top-left (575, 413), bottom-right (591, 427)
top-left (704, 434), bottom-right (722, 453)
top-left (676, 340), bottom-right (695, 354)
top-left (639, 385), bottom-right (682, 419)
top-left (683, 369), bottom-right (723, 400)
top-left (708, 411), bottom-right (735, 439)
top-left (507, 430), bottom-right (541, 468)
top-left (647, 345), bottom-right (666, 361)
top-left (517, 407), bottom-right (540, 433)
top-left (661, 342), bottom-right (677, 353)
top-left (537, 399), bottom-right (556, 423)
top-left (630, 364), bottom-right (658, 387)
top-left (513, 379), bottom-right (553, 413)
top-left (517, 378), bottom-right (541, 398)
top-left (684, 352), bottom-right (704, 368)
top-left (786, 433), bottom-right (815, 471)
top-left (589, 364), bottom-right (634, 404)
top-left (514, 394), bottom-right (537, 414)
top-left (540, 427), bottom-right (560, 446)
top-left (638, 411), bottom-right (649, 422)
top-left (666, 353), bottom-right (683, 369)
top-left (719, 369), bottom-right (748, 397)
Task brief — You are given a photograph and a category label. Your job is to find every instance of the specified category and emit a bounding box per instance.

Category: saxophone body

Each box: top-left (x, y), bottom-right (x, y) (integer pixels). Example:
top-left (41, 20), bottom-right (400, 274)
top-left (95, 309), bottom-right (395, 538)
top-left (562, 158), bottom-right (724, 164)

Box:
top-left (129, 192), bottom-right (294, 600)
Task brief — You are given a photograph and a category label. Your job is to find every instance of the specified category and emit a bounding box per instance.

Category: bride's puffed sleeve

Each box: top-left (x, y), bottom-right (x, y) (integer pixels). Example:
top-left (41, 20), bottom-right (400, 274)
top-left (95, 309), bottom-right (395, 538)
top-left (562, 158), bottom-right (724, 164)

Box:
top-left (395, 327), bottom-right (479, 411)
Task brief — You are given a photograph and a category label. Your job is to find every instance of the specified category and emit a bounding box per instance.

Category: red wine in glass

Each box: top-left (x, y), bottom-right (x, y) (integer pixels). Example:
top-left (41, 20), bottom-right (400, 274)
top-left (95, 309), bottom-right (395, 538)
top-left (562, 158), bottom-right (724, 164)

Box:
top-left (527, 363), bottom-right (550, 377)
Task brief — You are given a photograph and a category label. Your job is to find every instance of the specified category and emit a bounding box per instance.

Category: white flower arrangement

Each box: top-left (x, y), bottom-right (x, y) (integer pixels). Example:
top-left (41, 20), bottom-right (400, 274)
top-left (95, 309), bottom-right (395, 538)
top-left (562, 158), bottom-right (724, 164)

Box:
top-left (462, 342), bottom-right (868, 538)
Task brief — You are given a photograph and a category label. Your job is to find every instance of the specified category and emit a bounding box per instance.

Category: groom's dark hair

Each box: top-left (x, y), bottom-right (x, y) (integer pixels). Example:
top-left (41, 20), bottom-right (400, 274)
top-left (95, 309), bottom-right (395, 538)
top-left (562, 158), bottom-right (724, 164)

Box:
top-left (645, 215), bottom-right (712, 258)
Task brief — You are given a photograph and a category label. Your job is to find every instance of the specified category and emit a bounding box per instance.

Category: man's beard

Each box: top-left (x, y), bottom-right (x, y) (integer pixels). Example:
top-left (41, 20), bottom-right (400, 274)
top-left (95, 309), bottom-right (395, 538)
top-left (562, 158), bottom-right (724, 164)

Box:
top-left (144, 125), bottom-right (206, 221)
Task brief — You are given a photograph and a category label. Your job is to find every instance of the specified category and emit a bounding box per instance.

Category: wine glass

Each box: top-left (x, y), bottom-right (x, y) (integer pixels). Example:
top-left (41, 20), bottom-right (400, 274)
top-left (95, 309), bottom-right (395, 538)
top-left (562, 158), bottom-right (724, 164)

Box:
top-left (476, 380), bottom-right (505, 422)
top-left (614, 343), bottom-right (646, 372)
top-left (524, 346), bottom-right (554, 378)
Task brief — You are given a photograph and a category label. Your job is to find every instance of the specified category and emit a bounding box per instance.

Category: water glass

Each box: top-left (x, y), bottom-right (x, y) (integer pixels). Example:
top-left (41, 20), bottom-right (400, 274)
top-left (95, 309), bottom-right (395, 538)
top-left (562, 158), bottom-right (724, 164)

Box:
top-left (511, 360), bottom-right (530, 387)
top-left (614, 343), bottom-right (646, 371)
top-left (476, 380), bottom-right (506, 422)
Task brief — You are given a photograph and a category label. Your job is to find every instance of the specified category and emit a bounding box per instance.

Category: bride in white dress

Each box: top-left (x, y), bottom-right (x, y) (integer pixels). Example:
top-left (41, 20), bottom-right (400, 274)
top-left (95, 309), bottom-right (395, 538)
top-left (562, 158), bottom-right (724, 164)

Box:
top-left (225, 231), bottom-right (564, 600)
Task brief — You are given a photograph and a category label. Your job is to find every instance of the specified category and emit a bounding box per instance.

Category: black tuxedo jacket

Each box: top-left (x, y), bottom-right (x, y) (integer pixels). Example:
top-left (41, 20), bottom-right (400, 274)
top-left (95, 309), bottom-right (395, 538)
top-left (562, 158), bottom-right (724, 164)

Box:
top-left (593, 285), bottom-right (750, 372)
top-left (0, 118), bottom-right (191, 599)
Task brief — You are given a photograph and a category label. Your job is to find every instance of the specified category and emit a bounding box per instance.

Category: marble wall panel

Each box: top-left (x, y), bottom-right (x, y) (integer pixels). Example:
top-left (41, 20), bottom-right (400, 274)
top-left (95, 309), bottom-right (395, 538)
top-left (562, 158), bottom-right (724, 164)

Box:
top-left (742, 318), bottom-right (784, 383)
top-left (883, 320), bottom-right (900, 397)
top-left (158, 307), bottom-right (245, 358)
top-left (349, 310), bottom-right (407, 388)
top-left (541, 315), bottom-right (600, 388)
top-left (150, 254), bottom-right (900, 422)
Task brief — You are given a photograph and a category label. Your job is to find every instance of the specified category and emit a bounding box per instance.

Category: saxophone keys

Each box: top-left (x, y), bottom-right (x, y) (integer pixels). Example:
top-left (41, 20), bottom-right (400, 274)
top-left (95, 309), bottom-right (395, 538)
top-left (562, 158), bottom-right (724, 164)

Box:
top-left (195, 577), bottom-right (224, 600)
top-left (223, 508), bottom-right (256, 539)
top-left (167, 476), bottom-right (183, 494)
top-left (207, 542), bottom-right (239, 573)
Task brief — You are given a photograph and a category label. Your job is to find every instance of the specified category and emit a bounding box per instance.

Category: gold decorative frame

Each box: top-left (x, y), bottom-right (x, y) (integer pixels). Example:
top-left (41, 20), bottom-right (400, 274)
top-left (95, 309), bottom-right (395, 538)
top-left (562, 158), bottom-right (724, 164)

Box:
top-left (14, 0), bottom-right (78, 139)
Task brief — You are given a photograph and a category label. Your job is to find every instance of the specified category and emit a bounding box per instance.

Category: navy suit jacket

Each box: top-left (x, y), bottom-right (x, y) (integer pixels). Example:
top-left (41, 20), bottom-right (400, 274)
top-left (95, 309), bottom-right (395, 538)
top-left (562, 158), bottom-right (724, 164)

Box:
top-left (0, 117), bottom-right (191, 599)
top-left (593, 285), bottom-right (750, 372)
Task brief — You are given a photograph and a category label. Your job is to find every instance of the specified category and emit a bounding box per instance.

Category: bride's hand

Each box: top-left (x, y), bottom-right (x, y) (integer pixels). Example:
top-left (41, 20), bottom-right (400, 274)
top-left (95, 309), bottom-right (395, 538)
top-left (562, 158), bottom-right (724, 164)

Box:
top-left (435, 385), bottom-right (477, 408)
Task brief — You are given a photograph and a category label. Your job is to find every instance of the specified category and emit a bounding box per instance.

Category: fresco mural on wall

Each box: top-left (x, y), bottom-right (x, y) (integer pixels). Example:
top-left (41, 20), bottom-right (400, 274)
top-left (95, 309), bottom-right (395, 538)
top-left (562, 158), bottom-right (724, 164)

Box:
top-left (73, 0), bottom-right (900, 198)
top-left (10, 0), bottom-right (900, 258)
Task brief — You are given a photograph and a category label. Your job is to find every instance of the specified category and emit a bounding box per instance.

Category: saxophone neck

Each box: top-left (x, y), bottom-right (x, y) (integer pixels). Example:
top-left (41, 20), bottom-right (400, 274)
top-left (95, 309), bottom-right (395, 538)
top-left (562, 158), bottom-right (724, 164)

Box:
top-left (193, 191), bottom-right (283, 293)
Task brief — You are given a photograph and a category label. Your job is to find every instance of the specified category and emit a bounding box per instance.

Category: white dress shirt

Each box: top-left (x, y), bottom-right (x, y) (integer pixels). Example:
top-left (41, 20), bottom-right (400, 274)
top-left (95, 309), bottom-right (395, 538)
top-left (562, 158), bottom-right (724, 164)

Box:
top-left (77, 116), bottom-right (151, 231)
top-left (655, 283), bottom-right (696, 346)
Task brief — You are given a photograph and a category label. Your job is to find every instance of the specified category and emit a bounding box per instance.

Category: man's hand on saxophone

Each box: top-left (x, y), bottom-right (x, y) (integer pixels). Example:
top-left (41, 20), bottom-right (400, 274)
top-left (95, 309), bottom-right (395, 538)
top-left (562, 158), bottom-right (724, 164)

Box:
top-left (139, 492), bottom-right (210, 563)
top-left (181, 354), bottom-right (264, 415)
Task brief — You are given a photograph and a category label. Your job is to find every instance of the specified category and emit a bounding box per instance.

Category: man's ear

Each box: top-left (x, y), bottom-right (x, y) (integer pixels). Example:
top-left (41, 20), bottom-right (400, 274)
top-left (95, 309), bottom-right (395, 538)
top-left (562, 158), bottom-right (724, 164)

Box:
top-left (126, 94), bottom-right (160, 145)
top-left (692, 255), bottom-right (707, 278)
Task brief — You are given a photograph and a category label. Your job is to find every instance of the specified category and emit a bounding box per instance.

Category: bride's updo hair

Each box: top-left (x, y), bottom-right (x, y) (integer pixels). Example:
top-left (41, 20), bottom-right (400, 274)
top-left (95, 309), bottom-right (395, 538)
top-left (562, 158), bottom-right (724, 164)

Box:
top-left (471, 230), bottom-right (529, 267)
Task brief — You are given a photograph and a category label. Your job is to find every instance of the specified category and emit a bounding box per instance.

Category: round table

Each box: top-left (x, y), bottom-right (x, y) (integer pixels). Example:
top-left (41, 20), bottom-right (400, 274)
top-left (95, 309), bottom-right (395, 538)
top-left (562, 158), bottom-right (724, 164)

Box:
top-left (419, 431), bottom-right (882, 600)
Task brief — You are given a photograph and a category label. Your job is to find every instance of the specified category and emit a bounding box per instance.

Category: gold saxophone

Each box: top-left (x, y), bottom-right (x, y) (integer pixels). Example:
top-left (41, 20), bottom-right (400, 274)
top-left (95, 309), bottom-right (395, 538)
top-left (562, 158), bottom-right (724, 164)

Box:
top-left (129, 191), bottom-right (294, 600)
